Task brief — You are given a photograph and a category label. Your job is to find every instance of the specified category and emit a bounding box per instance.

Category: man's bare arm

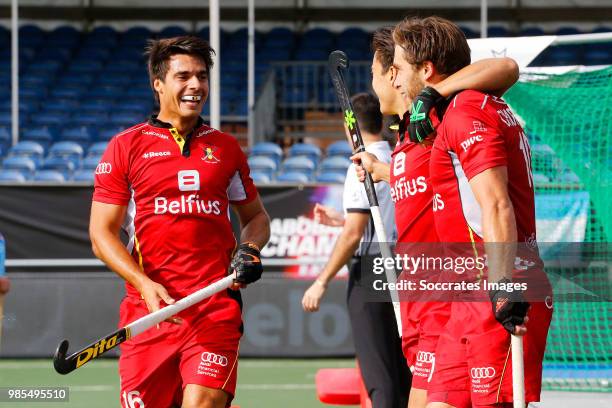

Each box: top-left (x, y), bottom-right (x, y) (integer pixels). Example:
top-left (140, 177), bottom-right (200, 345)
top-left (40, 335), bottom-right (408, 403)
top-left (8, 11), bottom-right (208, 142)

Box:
top-left (232, 195), bottom-right (271, 250)
top-left (302, 212), bottom-right (369, 312)
top-left (90, 201), bottom-right (177, 316)
top-left (434, 58), bottom-right (519, 98)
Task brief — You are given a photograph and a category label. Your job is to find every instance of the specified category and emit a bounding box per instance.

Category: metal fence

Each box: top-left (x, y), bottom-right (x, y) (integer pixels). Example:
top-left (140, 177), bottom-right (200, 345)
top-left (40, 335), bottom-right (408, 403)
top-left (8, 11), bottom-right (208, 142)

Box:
top-left (254, 61), bottom-right (372, 140)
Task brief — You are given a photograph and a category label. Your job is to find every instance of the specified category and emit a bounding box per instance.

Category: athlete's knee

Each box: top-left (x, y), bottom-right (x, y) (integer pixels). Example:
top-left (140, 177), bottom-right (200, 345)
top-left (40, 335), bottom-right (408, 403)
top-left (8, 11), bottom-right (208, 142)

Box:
top-left (182, 384), bottom-right (228, 408)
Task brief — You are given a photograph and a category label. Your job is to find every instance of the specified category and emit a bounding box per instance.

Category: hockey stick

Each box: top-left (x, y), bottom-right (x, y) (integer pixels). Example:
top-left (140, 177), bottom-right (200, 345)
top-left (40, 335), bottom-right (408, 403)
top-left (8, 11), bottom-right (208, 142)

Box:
top-left (328, 50), bottom-right (402, 336)
top-left (53, 274), bottom-right (234, 374)
top-left (512, 335), bottom-right (525, 407)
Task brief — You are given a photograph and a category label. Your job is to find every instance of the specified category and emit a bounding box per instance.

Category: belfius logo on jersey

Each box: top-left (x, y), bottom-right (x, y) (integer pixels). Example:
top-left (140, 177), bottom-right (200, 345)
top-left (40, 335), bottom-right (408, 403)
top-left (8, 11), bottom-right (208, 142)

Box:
top-left (202, 145), bottom-right (220, 163)
top-left (154, 170), bottom-right (222, 215)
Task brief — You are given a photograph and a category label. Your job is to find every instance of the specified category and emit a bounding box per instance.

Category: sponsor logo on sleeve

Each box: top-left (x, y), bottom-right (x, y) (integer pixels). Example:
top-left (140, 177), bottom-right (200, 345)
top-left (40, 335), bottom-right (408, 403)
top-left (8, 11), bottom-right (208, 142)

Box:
top-left (95, 162), bottom-right (112, 175)
top-left (460, 135), bottom-right (484, 152)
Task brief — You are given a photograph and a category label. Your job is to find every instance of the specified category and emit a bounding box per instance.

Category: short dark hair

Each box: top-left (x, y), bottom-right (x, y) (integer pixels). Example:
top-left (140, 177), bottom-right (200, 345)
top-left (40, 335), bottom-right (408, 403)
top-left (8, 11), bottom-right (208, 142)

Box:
top-left (393, 16), bottom-right (471, 76)
top-left (145, 36), bottom-right (215, 99)
top-left (351, 92), bottom-right (382, 135)
top-left (371, 26), bottom-right (395, 74)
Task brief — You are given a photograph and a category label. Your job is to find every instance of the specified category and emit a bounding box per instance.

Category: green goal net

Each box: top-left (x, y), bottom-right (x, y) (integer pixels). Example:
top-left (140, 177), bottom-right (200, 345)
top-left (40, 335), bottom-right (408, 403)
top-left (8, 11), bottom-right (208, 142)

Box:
top-left (505, 66), bottom-right (611, 392)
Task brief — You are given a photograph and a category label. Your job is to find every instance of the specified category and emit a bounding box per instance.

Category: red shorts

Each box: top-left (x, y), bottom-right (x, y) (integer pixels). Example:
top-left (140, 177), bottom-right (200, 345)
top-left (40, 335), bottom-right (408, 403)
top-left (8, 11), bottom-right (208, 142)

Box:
top-left (427, 299), bottom-right (553, 407)
top-left (401, 300), bottom-right (451, 390)
top-left (118, 294), bottom-right (242, 408)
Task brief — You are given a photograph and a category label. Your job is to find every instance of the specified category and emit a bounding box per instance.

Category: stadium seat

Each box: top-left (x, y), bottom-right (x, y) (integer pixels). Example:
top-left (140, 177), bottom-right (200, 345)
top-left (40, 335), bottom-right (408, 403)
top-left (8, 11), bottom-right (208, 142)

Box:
top-left (60, 126), bottom-right (96, 147)
top-left (250, 171), bottom-right (271, 184)
top-left (87, 142), bottom-right (109, 157)
top-left (250, 142), bottom-right (283, 165)
top-left (315, 172), bottom-right (345, 183)
top-left (326, 140), bottom-right (353, 158)
top-left (276, 171), bottom-right (310, 183)
top-left (48, 141), bottom-right (84, 167)
top-left (0, 169), bottom-right (26, 183)
top-left (288, 143), bottom-right (321, 163)
top-left (72, 169), bottom-right (95, 182)
top-left (1, 156), bottom-right (36, 178)
top-left (248, 156), bottom-right (277, 179)
top-left (81, 156), bottom-right (101, 170)
top-left (40, 157), bottom-right (75, 179)
top-left (33, 170), bottom-right (65, 183)
top-left (30, 113), bottom-right (68, 128)
top-left (487, 26), bottom-right (510, 37)
top-left (281, 156), bottom-right (316, 177)
top-left (520, 27), bottom-right (546, 36)
top-left (319, 156), bottom-right (351, 173)
top-left (72, 113), bottom-right (108, 127)
top-left (159, 25), bottom-right (188, 38)
top-left (7, 141), bottom-right (45, 165)
top-left (96, 127), bottom-right (124, 142)
top-left (21, 127), bottom-right (55, 149)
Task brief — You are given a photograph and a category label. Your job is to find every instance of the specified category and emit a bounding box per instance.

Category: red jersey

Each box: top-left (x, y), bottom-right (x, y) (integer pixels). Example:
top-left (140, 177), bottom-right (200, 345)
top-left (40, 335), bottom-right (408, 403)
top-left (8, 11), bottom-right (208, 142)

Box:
top-left (390, 115), bottom-right (439, 244)
top-left (93, 117), bottom-right (258, 299)
top-left (430, 90), bottom-right (537, 247)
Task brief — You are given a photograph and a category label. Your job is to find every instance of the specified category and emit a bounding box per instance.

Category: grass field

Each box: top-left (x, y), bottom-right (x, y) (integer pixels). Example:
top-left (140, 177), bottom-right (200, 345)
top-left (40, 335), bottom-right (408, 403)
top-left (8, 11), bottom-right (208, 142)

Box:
top-left (0, 358), bottom-right (354, 408)
top-left (0, 359), bottom-right (609, 407)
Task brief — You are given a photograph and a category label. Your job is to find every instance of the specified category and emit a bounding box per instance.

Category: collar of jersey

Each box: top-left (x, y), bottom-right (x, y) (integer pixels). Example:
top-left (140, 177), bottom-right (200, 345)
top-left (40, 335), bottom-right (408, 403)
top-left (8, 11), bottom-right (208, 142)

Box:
top-left (147, 115), bottom-right (204, 156)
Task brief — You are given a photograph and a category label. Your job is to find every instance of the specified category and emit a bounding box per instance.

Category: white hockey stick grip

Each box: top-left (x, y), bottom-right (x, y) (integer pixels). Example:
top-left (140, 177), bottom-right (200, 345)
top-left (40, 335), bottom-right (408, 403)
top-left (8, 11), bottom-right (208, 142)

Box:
top-left (512, 334), bottom-right (525, 408)
top-left (370, 205), bottom-right (403, 336)
top-left (127, 275), bottom-right (235, 337)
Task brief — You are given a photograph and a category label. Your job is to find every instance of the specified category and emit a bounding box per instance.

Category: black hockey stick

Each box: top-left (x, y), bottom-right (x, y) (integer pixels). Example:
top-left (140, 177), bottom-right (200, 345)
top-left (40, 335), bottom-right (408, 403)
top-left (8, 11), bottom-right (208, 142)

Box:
top-left (328, 50), bottom-right (402, 334)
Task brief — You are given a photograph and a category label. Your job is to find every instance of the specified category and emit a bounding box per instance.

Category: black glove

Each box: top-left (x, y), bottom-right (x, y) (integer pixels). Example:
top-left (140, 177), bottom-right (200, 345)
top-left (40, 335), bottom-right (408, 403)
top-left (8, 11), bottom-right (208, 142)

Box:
top-left (489, 278), bottom-right (530, 334)
top-left (231, 242), bottom-right (263, 284)
top-left (408, 86), bottom-right (447, 143)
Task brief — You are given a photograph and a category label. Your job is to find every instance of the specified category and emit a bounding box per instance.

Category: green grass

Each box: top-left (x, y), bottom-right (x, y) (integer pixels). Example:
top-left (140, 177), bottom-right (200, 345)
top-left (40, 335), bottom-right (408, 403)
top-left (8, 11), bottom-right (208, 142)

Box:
top-left (0, 358), bottom-right (355, 407)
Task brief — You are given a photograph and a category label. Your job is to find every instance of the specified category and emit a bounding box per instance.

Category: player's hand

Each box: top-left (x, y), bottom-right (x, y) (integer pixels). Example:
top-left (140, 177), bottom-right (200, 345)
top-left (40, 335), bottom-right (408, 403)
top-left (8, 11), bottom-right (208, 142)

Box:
top-left (350, 151), bottom-right (382, 182)
top-left (231, 242), bottom-right (263, 289)
top-left (0, 277), bottom-right (10, 295)
top-left (408, 86), bottom-right (447, 144)
top-left (489, 278), bottom-right (530, 335)
top-left (313, 203), bottom-right (344, 227)
top-left (137, 279), bottom-right (183, 325)
top-left (302, 280), bottom-right (327, 312)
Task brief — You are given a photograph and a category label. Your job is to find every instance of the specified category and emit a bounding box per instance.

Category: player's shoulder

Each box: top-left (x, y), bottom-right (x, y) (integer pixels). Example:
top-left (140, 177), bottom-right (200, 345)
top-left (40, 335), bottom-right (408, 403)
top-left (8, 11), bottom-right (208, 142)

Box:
top-left (108, 122), bottom-right (150, 145)
top-left (447, 89), bottom-right (493, 112)
top-left (365, 140), bottom-right (392, 163)
top-left (193, 124), bottom-right (241, 150)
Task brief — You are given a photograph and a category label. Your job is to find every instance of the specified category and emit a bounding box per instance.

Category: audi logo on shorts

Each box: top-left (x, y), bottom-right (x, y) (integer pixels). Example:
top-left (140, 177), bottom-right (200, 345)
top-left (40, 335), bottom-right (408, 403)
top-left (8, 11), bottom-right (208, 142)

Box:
top-left (416, 351), bottom-right (435, 363)
top-left (201, 352), bottom-right (228, 366)
top-left (471, 367), bottom-right (496, 379)
top-left (95, 162), bottom-right (112, 175)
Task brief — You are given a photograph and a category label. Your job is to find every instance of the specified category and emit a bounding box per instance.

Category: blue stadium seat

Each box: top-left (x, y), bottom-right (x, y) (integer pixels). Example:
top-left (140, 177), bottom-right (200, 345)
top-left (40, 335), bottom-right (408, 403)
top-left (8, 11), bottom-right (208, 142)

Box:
top-left (301, 28), bottom-right (334, 50)
top-left (48, 141), bottom-right (84, 167)
top-left (487, 26), bottom-right (510, 37)
top-left (81, 155), bottom-right (101, 170)
top-left (337, 27), bottom-right (369, 51)
top-left (60, 126), bottom-right (96, 147)
top-left (250, 171), bottom-right (271, 184)
top-left (37, 47), bottom-right (73, 62)
top-left (250, 142), bottom-right (283, 165)
top-left (295, 48), bottom-right (329, 61)
top-left (584, 49), bottom-right (612, 65)
top-left (98, 75), bottom-right (132, 87)
top-left (80, 99), bottom-right (113, 114)
top-left (71, 113), bottom-right (108, 127)
top-left (95, 127), bottom-right (123, 142)
top-left (288, 143), bottom-right (321, 163)
top-left (51, 88), bottom-right (83, 99)
top-left (105, 60), bottom-right (142, 74)
top-left (109, 113), bottom-right (144, 128)
top-left (159, 26), bottom-right (188, 38)
top-left (281, 156), bottom-right (316, 177)
top-left (326, 140), bottom-right (353, 157)
top-left (68, 60), bottom-right (103, 74)
top-left (7, 141), bottom-right (45, 165)
top-left (315, 172), bottom-right (345, 183)
top-left (460, 26), bottom-right (479, 39)
top-left (520, 27), bottom-right (546, 36)
top-left (40, 157), bottom-right (75, 179)
top-left (319, 156), bottom-right (351, 173)
top-left (33, 170), bottom-right (65, 183)
top-left (87, 141), bottom-right (109, 157)
top-left (21, 127), bottom-right (55, 148)
top-left (0, 169), bottom-right (27, 183)
top-left (72, 169), bottom-right (95, 182)
top-left (19, 25), bottom-right (45, 47)
top-left (121, 26), bottom-right (152, 47)
top-left (0, 127), bottom-right (10, 156)
top-left (248, 156), bottom-right (277, 179)
top-left (276, 171), bottom-right (310, 183)
top-left (264, 27), bottom-right (295, 49)
top-left (1, 156), bottom-right (36, 178)
top-left (77, 48), bottom-right (111, 61)
top-left (556, 27), bottom-right (581, 36)
top-left (90, 86), bottom-right (122, 99)
top-left (86, 26), bottom-right (119, 46)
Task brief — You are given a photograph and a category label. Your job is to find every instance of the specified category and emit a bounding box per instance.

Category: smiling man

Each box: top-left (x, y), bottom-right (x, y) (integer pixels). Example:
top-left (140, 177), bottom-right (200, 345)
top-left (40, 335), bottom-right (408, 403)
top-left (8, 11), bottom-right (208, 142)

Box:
top-left (90, 36), bottom-right (270, 408)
